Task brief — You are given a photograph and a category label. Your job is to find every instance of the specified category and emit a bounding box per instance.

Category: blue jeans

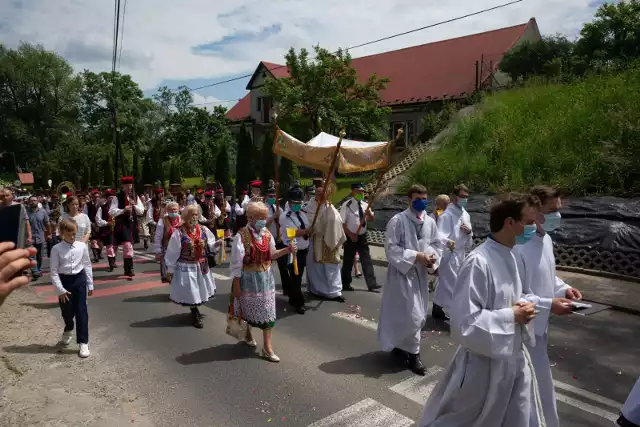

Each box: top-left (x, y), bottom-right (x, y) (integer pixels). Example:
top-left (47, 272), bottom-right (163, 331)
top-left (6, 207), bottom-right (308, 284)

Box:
top-left (58, 273), bottom-right (89, 344)
top-left (31, 243), bottom-right (43, 274)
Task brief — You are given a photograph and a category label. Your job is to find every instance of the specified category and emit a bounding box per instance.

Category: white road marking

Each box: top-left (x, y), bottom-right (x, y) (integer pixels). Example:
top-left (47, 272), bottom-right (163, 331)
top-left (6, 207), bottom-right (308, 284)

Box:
top-left (307, 398), bottom-right (414, 427)
top-left (555, 392), bottom-right (619, 421)
top-left (331, 311), bottom-right (378, 332)
top-left (553, 380), bottom-right (623, 411)
top-left (212, 272), bottom-right (231, 281)
top-left (389, 366), bottom-right (444, 405)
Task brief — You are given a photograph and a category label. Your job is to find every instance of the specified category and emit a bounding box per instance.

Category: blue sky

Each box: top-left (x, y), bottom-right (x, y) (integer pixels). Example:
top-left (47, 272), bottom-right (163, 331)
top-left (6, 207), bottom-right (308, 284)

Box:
top-left (2, 0), bottom-right (606, 109)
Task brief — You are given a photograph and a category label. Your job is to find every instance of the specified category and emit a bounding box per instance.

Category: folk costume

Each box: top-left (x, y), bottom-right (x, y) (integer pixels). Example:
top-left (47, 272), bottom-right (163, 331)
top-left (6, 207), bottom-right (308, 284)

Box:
top-left (306, 200), bottom-right (346, 301)
top-left (108, 176), bottom-right (144, 276)
top-left (433, 202), bottom-right (473, 320)
top-left (146, 188), bottom-right (165, 244)
top-left (265, 185), bottom-right (289, 299)
top-left (95, 189), bottom-right (116, 262)
top-left (278, 185), bottom-right (310, 314)
top-left (233, 190), bottom-right (249, 234)
top-left (213, 189), bottom-right (232, 242)
top-left (85, 190), bottom-right (103, 262)
top-left (377, 209), bottom-right (441, 375)
top-left (138, 194), bottom-right (151, 250)
top-left (419, 238), bottom-right (542, 427)
top-left (154, 211), bottom-right (182, 283)
top-left (230, 223), bottom-right (278, 330)
top-left (164, 223), bottom-right (217, 328)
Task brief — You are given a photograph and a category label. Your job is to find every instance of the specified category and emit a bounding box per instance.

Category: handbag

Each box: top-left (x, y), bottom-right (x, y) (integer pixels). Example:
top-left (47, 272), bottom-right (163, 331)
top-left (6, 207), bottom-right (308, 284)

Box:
top-left (226, 294), bottom-right (248, 340)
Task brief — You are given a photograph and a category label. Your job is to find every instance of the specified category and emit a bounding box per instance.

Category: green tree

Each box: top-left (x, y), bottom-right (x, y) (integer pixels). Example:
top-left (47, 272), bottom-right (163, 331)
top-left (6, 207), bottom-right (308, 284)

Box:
top-left (260, 131), bottom-right (275, 185)
top-left (81, 165), bottom-right (90, 190)
top-left (500, 36), bottom-right (576, 81)
top-left (168, 158), bottom-right (182, 184)
top-left (235, 123), bottom-right (254, 194)
top-left (142, 155), bottom-right (152, 186)
top-left (279, 157), bottom-right (300, 189)
top-left (215, 142), bottom-right (231, 193)
top-left (263, 45), bottom-right (391, 140)
top-left (132, 150), bottom-right (140, 191)
top-left (103, 155), bottom-right (114, 188)
top-left (90, 161), bottom-right (99, 187)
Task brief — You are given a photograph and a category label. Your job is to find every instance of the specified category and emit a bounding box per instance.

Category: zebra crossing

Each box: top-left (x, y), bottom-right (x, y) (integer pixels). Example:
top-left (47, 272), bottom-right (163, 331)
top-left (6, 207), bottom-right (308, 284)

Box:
top-left (306, 310), bottom-right (624, 427)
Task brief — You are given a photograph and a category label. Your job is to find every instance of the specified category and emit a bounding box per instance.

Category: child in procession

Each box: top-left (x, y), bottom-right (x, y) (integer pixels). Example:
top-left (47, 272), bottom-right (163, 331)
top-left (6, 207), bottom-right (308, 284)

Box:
top-left (50, 218), bottom-right (94, 358)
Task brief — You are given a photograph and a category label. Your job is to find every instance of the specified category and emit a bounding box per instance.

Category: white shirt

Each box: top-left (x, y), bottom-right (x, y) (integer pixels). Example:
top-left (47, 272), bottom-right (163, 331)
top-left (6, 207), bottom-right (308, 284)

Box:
top-left (234, 195), bottom-right (250, 216)
top-left (229, 226), bottom-right (277, 278)
top-left (340, 197), bottom-right (372, 235)
top-left (62, 212), bottom-right (92, 242)
top-left (266, 203), bottom-right (283, 242)
top-left (108, 194), bottom-right (144, 218)
top-left (50, 241), bottom-right (94, 295)
top-left (279, 208), bottom-right (310, 250)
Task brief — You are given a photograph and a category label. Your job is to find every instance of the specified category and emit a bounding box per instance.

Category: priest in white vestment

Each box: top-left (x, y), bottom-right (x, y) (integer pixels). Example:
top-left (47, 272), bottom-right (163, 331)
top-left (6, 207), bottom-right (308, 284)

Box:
top-left (513, 186), bottom-right (581, 427)
top-left (420, 194), bottom-right (544, 427)
top-left (377, 184), bottom-right (442, 376)
top-left (306, 182), bottom-right (347, 302)
top-left (619, 377), bottom-right (640, 427)
top-left (432, 184), bottom-right (473, 321)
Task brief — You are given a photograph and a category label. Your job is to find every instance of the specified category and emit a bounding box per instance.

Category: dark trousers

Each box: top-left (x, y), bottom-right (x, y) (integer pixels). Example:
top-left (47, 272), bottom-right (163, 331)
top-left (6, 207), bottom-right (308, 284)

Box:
top-left (46, 236), bottom-right (59, 258)
top-left (32, 243), bottom-right (43, 273)
top-left (279, 245), bottom-right (307, 308)
top-left (341, 234), bottom-right (377, 289)
top-left (274, 242), bottom-right (290, 294)
top-left (58, 273), bottom-right (89, 344)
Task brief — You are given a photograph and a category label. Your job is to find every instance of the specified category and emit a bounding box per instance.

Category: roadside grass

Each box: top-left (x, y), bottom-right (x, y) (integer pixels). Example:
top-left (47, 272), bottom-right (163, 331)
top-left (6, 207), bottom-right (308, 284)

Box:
top-left (404, 66), bottom-right (640, 196)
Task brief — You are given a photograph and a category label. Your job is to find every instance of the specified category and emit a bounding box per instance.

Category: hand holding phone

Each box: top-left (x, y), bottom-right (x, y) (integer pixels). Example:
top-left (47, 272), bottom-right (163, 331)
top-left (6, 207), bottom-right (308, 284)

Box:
top-left (0, 242), bottom-right (36, 307)
top-left (0, 204), bottom-right (27, 249)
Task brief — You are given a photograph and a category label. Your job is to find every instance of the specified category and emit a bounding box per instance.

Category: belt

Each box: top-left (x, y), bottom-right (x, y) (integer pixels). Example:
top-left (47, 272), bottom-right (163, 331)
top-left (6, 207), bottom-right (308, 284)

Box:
top-left (244, 261), bottom-right (271, 272)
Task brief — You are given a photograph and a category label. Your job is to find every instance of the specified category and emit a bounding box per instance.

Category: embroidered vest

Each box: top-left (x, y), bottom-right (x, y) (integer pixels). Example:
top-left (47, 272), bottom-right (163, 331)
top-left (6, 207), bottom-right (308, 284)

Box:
top-left (239, 227), bottom-right (271, 271)
top-left (177, 225), bottom-right (207, 263)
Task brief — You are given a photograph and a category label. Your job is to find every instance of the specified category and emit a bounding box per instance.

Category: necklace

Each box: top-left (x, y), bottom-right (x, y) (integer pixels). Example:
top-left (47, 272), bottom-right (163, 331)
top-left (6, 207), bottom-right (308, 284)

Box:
top-left (250, 228), bottom-right (270, 252)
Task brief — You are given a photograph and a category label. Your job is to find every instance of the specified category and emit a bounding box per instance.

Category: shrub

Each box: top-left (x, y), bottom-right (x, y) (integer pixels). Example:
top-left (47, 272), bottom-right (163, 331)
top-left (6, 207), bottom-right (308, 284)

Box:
top-left (404, 66), bottom-right (640, 196)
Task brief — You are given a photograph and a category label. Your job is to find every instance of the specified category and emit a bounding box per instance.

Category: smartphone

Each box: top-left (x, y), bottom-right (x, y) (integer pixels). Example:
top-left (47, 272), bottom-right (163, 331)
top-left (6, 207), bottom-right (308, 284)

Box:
top-left (570, 301), bottom-right (592, 312)
top-left (0, 204), bottom-right (27, 249)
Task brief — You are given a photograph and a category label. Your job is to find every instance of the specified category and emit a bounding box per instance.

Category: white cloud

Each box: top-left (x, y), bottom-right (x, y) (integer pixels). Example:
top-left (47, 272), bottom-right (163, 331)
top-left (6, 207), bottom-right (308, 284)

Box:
top-left (1, 0), bottom-right (600, 95)
top-left (190, 92), bottom-right (239, 111)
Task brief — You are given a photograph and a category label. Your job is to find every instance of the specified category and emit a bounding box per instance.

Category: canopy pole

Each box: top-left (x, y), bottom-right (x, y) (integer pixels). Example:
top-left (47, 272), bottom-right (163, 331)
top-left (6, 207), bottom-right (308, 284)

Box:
top-left (355, 128), bottom-right (404, 235)
top-left (271, 112), bottom-right (282, 243)
top-left (311, 129), bottom-right (345, 229)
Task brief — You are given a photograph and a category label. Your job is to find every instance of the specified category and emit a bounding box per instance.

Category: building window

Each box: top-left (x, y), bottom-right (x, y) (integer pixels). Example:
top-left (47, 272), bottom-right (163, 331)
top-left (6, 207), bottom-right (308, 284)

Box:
top-left (256, 97), bottom-right (262, 112)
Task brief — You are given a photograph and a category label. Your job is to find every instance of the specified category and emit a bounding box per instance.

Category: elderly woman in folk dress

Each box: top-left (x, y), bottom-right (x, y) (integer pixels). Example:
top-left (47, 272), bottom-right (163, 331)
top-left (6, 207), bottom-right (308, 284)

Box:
top-left (230, 201), bottom-right (295, 362)
top-left (164, 204), bottom-right (218, 329)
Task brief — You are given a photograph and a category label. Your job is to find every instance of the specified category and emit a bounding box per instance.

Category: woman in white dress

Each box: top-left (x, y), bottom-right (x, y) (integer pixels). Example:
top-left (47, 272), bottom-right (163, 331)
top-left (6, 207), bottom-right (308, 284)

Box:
top-left (61, 196), bottom-right (92, 243)
top-left (164, 204), bottom-right (217, 328)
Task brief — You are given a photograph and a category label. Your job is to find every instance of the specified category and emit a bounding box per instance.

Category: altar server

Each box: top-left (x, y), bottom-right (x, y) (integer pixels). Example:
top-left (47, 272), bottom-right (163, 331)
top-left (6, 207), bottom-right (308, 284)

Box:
top-left (377, 184), bottom-right (441, 375)
top-left (432, 184), bottom-right (473, 321)
top-left (420, 193), bottom-right (542, 427)
top-left (513, 185), bottom-right (581, 427)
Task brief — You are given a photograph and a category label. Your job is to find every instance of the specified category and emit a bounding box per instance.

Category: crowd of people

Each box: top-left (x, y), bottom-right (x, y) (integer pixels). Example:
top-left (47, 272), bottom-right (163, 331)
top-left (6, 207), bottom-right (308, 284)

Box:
top-left (1, 178), bottom-right (639, 427)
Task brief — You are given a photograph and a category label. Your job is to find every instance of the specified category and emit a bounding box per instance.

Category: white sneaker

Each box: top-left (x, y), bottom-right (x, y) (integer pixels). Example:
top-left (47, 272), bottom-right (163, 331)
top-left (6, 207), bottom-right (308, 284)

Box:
top-left (60, 331), bottom-right (73, 346)
top-left (78, 343), bottom-right (90, 358)
top-left (261, 348), bottom-right (280, 363)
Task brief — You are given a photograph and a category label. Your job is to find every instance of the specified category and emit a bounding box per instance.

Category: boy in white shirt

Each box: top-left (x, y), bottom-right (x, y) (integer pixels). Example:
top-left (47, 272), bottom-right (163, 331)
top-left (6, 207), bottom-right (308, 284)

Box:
top-left (50, 218), bottom-right (94, 358)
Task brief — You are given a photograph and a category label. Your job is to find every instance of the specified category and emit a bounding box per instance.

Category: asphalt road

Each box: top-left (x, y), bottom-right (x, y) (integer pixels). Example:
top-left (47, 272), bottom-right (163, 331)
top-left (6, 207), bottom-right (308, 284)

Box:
top-left (16, 243), bottom-right (640, 427)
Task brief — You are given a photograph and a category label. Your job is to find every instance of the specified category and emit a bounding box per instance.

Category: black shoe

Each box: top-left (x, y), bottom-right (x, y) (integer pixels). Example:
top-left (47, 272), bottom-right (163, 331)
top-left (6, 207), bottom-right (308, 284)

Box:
top-left (432, 305), bottom-right (450, 321)
top-left (124, 258), bottom-right (135, 278)
top-left (355, 273), bottom-right (363, 278)
top-left (342, 285), bottom-right (355, 292)
top-left (144, 241), bottom-right (149, 250)
top-left (107, 257), bottom-right (116, 272)
top-left (191, 309), bottom-right (203, 328)
top-left (295, 306), bottom-right (306, 315)
top-left (332, 295), bottom-right (346, 303)
top-left (368, 284), bottom-right (382, 293)
top-left (392, 348), bottom-right (409, 362)
top-left (408, 353), bottom-right (426, 376)
top-left (161, 277), bottom-right (169, 283)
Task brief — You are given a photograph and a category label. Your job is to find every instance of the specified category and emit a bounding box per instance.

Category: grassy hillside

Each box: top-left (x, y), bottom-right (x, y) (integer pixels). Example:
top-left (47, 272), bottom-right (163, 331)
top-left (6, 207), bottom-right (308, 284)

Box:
top-left (405, 66), bottom-right (640, 196)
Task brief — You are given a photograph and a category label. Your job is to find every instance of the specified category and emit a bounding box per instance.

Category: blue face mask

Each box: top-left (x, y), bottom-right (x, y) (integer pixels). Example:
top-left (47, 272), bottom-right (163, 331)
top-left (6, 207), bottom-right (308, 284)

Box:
top-left (291, 204), bottom-right (302, 213)
top-left (254, 219), bottom-right (267, 230)
top-left (411, 198), bottom-right (429, 212)
top-left (457, 198), bottom-right (468, 209)
top-left (167, 212), bottom-right (179, 218)
top-left (266, 197), bottom-right (276, 205)
top-left (515, 224), bottom-right (538, 245)
top-left (542, 211), bottom-right (562, 232)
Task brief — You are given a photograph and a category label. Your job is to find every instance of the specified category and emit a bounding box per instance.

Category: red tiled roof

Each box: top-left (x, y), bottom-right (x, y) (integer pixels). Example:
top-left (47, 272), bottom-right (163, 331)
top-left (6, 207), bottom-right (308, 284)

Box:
top-left (17, 173), bottom-right (34, 185)
top-left (225, 94), bottom-right (252, 121)
top-left (226, 20), bottom-right (535, 120)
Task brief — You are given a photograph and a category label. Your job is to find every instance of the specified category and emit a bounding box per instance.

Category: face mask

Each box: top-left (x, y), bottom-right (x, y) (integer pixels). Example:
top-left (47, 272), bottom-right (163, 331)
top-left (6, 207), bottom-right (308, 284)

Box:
top-left (254, 219), bottom-right (267, 230)
top-left (291, 204), bottom-right (302, 213)
top-left (435, 209), bottom-right (444, 216)
top-left (457, 198), bottom-right (468, 209)
top-left (515, 224), bottom-right (537, 245)
top-left (354, 193), bottom-right (364, 202)
top-left (411, 198), bottom-right (429, 212)
top-left (542, 211), bottom-right (562, 232)
top-left (167, 212), bottom-right (179, 218)
top-left (266, 197), bottom-right (276, 205)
